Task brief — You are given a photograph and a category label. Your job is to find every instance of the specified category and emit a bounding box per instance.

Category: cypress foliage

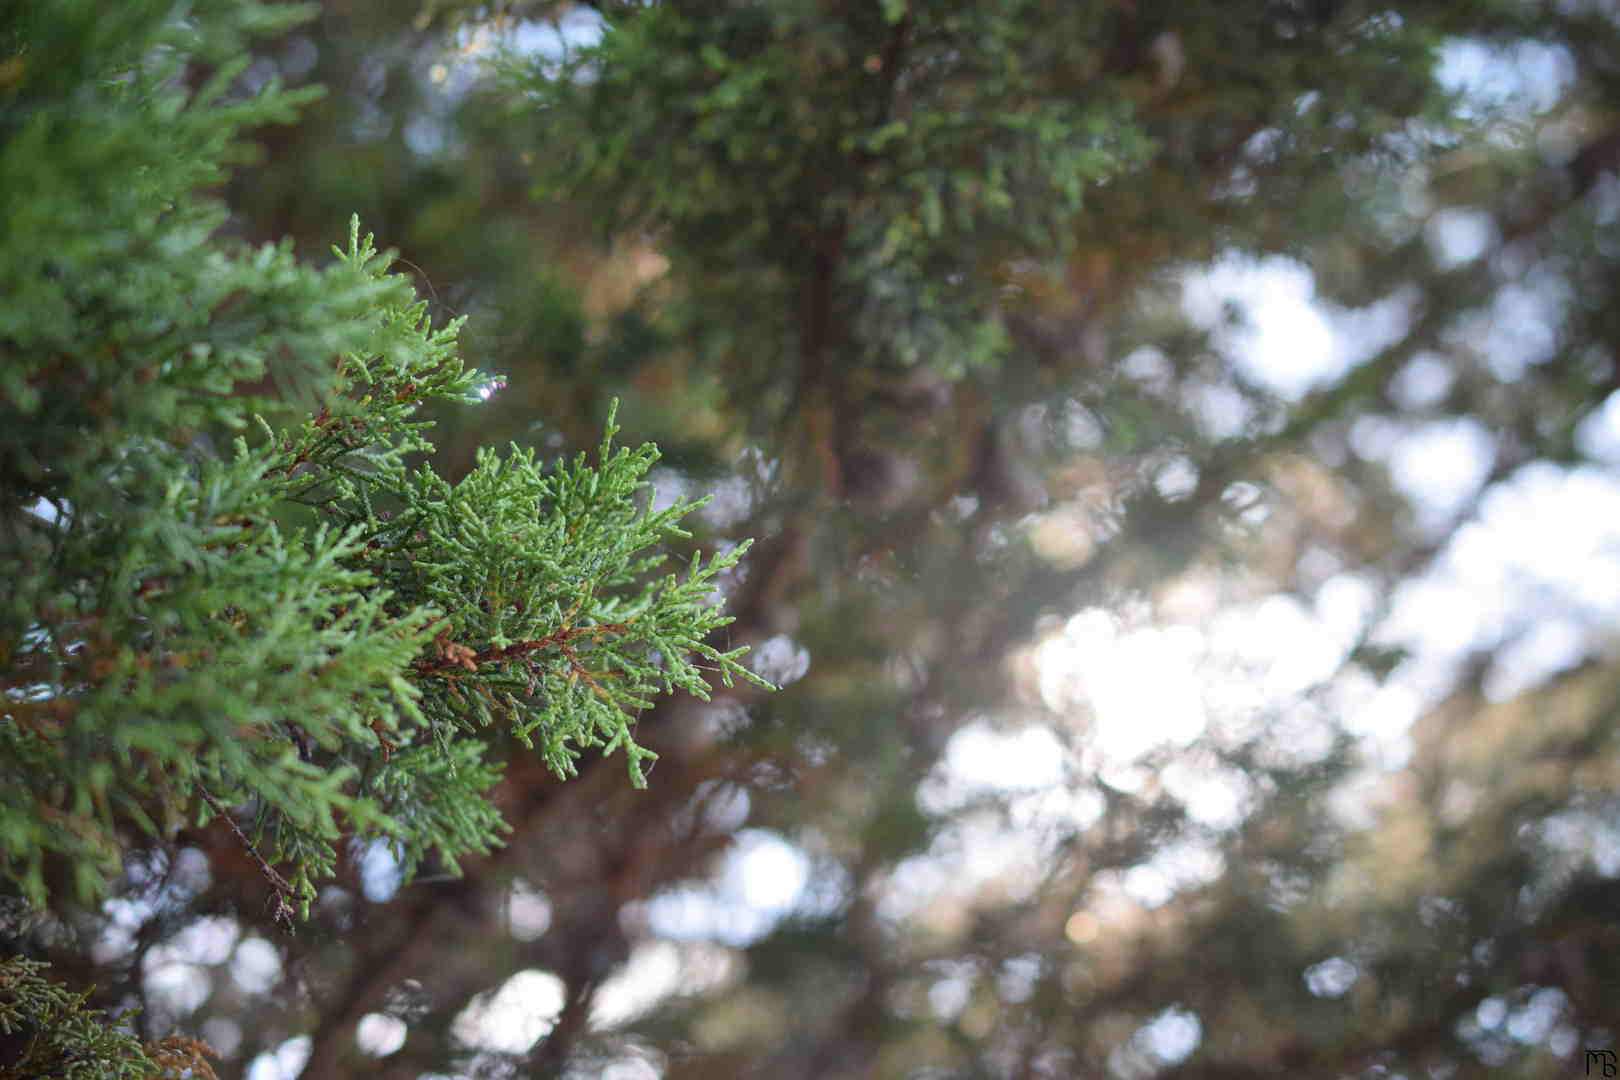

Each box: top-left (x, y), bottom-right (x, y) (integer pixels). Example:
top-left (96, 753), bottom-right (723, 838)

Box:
top-left (15, 0), bottom-right (1620, 1075)
top-left (0, 1), bottom-right (763, 1068)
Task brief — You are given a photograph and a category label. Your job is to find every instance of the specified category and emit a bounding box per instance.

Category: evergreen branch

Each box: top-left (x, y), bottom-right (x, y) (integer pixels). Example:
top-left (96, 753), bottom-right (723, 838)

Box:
top-left (197, 787), bottom-right (296, 929)
top-left (1, 4), bottom-right (763, 931)
top-left (0, 958), bottom-right (157, 1079)
top-left (408, 621), bottom-right (630, 677)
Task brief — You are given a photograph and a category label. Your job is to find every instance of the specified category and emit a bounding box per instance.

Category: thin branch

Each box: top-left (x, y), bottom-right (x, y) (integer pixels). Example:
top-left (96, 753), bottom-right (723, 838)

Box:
top-left (408, 621), bottom-right (628, 678)
top-left (198, 787), bottom-right (296, 929)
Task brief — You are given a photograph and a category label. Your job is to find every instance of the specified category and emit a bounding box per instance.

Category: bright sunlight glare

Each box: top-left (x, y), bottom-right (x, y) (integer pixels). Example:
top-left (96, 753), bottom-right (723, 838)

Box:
top-left (451, 969), bottom-right (565, 1054)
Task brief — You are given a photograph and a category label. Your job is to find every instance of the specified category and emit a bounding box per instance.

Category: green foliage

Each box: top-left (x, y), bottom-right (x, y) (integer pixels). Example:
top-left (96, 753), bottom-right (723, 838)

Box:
top-left (0, 0), bottom-right (766, 934)
top-left (507, 0), bottom-right (1155, 383)
top-left (0, 956), bottom-right (154, 1079)
top-left (0, 0), bottom-right (327, 507)
top-left (26, 0), bottom-right (1620, 1076)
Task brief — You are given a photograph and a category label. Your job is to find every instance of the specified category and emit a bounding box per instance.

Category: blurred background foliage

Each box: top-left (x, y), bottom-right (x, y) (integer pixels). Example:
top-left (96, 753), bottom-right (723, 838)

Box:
top-left (12, 0), bottom-right (1620, 1076)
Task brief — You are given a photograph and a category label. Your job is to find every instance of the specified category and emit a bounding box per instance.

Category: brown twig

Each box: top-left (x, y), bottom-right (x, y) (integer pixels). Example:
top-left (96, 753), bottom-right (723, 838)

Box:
top-left (408, 621), bottom-right (628, 678)
top-left (559, 641), bottom-right (612, 700)
top-left (198, 787), bottom-right (297, 929)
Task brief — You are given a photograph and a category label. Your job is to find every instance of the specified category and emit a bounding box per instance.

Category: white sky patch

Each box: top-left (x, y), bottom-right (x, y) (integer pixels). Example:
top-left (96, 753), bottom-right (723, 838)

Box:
top-left (1377, 575), bottom-right (1485, 662)
top-left (691, 778), bottom-right (752, 833)
top-left (1377, 462), bottom-right (1620, 698)
top-left (1436, 39), bottom-right (1575, 119)
top-left (1037, 610), bottom-right (1207, 763)
top-left (245, 1036), bottom-right (311, 1080)
top-left (507, 878), bottom-right (553, 942)
top-left (698, 473), bottom-right (755, 528)
top-left (25, 496), bottom-right (60, 524)
top-left (722, 829), bottom-right (809, 913)
top-left (639, 829), bottom-right (818, 946)
top-left (1182, 255), bottom-right (1411, 401)
top-left (1304, 956), bottom-right (1360, 998)
top-left (928, 969), bottom-right (973, 1020)
top-left (918, 722), bottom-right (1104, 837)
top-left (1541, 809), bottom-right (1620, 878)
top-left (1576, 388), bottom-right (1620, 466)
top-left (96, 899), bottom-right (148, 964)
top-left (940, 723), bottom-right (1067, 793)
top-left (749, 633), bottom-right (812, 687)
top-left (504, 8), bottom-right (605, 62)
top-left (170, 916), bottom-right (241, 964)
top-left (1184, 256), bottom-right (1339, 399)
top-left (1208, 590), bottom-right (1363, 699)
top-left (142, 952), bottom-right (211, 1017)
top-left (1191, 379), bottom-right (1256, 440)
top-left (440, 6), bottom-right (606, 81)
top-left (876, 808), bottom-right (1060, 923)
top-left (600, 1058), bottom-right (663, 1080)
top-left (1006, 783), bottom-right (1107, 834)
top-left (1134, 1006), bottom-right (1202, 1066)
top-left (1080, 841), bottom-right (1226, 923)
top-left (1489, 617), bottom-right (1587, 701)
top-left (1161, 757), bottom-right (1253, 831)
top-left (1467, 277), bottom-right (1568, 381)
top-left (230, 937), bottom-right (282, 995)
top-left (1124, 841), bottom-right (1226, 908)
top-left (452, 969), bottom-right (566, 1054)
top-left (1426, 209), bottom-right (1497, 268)
top-left (1391, 351), bottom-right (1455, 409)
top-left (202, 1017), bottom-right (242, 1060)
top-left (1014, 571), bottom-right (1421, 829)
top-left (1339, 682), bottom-right (1423, 754)
top-left (357, 1012), bottom-right (408, 1057)
top-left (591, 941), bottom-right (740, 1028)
top-left (1385, 417), bottom-right (1497, 534)
top-left (359, 839), bottom-right (403, 903)
top-left (640, 887), bottom-right (769, 947)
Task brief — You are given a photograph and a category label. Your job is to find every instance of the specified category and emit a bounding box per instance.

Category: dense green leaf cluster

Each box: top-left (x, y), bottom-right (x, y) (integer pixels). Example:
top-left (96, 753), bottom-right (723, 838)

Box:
top-left (0, 956), bottom-right (154, 1078)
top-left (510, 0), bottom-right (1155, 383)
top-left (0, 953), bottom-right (225, 1076)
top-left (0, 0), bottom-right (764, 935)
